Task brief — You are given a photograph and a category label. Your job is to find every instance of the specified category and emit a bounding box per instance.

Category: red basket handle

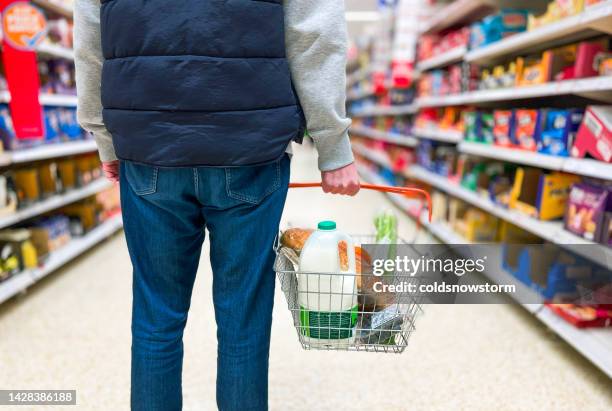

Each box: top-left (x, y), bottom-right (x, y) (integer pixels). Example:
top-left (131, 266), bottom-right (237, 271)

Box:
top-left (288, 182), bottom-right (432, 222)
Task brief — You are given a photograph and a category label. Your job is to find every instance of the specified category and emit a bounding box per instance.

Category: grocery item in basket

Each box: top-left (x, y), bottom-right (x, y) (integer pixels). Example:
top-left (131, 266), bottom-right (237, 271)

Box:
top-left (280, 228), bottom-right (313, 253)
top-left (375, 208), bottom-right (398, 244)
top-left (298, 221), bottom-right (358, 346)
top-left (357, 304), bottom-right (405, 345)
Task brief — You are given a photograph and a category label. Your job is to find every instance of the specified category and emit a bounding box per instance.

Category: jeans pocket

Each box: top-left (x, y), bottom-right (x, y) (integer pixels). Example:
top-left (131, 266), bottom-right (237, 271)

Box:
top-left (123, 162), bottom-right (159, 196)
top-left (225, 160), bottom-right (281, 205)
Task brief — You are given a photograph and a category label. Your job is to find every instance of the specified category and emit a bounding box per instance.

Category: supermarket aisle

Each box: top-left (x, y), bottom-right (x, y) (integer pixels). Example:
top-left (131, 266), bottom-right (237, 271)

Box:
top-left (0, 144), bottom-right (611, 411)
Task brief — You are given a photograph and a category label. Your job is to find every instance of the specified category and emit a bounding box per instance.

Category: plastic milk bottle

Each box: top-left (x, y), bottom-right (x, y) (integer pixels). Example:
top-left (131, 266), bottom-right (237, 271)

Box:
top-left (298, 221), bottom-right (358, 347)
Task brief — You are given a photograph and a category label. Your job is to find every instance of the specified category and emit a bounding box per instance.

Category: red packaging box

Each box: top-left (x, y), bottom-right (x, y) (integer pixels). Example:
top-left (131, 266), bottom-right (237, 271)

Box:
top-left (571, 106), bottom-right (612, 163)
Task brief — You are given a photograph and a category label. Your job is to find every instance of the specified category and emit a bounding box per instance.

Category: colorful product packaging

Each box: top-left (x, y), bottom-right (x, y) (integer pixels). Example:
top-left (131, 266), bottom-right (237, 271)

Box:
top-left (493, 110), bottom-right (515, 146)
top-left (469, 9), bottom-right (529, 50)
top-left (538, 109), bottom-right (584, 156)
top-left (571, 106), bottom-right (612, 163)
top-left (513, 109), bottom-right (544, 151)
top-left (565, 183), bottom-right (612, 244)
top-left (510, 167), bottom-right (581, 220)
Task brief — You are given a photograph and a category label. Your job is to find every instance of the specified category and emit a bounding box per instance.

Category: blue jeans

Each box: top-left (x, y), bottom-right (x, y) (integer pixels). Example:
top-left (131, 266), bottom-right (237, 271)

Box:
top-left (119, 155), bottom-right (290, 411)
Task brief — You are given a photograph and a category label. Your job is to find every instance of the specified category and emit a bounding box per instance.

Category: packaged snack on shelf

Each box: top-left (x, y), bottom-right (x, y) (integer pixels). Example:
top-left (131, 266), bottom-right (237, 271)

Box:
top-left (455, 207), bottom-right (500, 242)
top-left (503, 244), bottom-right (596, 300)
top-left (480, 112), bottom-right (495, 144)
top-left (30, 215), bottom-right (72, 252)
top-left (37, 162), bottom-right (60, 197)
top-left (547, 304), bottom-right (612, 328)
top-left (0, 239), bottom-right (20, 282)
top-left (528, 0), bottom-right (585, 30)
top-left (463, 110), bottom-right (480, 142)
top-left (62, 200), bottom-right (99, 235)
top-left (565, 182), bottom-right (612, 243)
top-left (571, 106), bottom-right (612, 163)
top-left (493, 110), bottom-right (515, 146)
top-left (512, 109), bottom-right (544, 151)
top-left (0, 174), bottom-right (18, 217)
top-left (14, 168), bottom-right (41, 205)
top-left (538, 109), bottom-right (584, 156)
top-left (469, 9), bottom-right (529, 50)
top-left (57, 158), bottom-right (76, 190)
top-left (510, 168), bottom-right (581, 220)
top-left (0, 229), bottom-right (38, 271)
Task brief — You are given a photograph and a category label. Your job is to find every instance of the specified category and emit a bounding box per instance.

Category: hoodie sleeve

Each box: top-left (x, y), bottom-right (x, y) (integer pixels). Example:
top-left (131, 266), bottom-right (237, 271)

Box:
top-left (284, 0), bottom-right (354, 171)
top-left (74, 0), bottom-right (117, 162)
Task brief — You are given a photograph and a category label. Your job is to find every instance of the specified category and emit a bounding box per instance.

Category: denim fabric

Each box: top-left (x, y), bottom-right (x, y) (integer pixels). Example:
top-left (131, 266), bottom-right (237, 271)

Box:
top-left (119, 154), bottom-right (290, 411)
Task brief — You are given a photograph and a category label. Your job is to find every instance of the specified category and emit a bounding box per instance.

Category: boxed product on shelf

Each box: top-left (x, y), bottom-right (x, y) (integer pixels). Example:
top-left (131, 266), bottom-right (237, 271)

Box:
top-left (469, 9), bottom-right (529, 50)
top-left (571, 105), bottom-right (612, 163)
top-left (14, 168), bottom-right (42, 205)
top-left (565, 182), bottom-right (612, 244)
top-left (463, 110), bottom-right (493, 144)
top-left (37, 162), bottom-right (60, 197)
top-left (0, 229), bottom-right (38, 274)
top-left (480, 62), bottom-right (518, 90)
top-left (61, 200), bottom-right (99, 235)
top-left (547, 303), bottom-right (612, 328)
top-left (453, 205), bottom-right (500, 242)
top-left (461, 162), bottom-right (507, 196)
top-left (528, 0), bottom-right (585, 30)
top-left (431, 190), bottom-right (448, 222)
top-left (502, 243), bottom-right (602, 300)
top-left (96, 185), bottom-right (121, 221)
top-left (538, 109), bottom-right (584, 156)
top-left (512, 109), bottom-right (544, 151)
top-left (493, 110), bottom-right (515, 146)
top-left (29, 215), bottom-right (72, 252)
top-left (509, 168), bottom-right (581, 220)
top-left (417, 27), bottom-right (470, 62)
top-left (0, 174), bottom-right (18, 217)
top-left (39, 60), bottom-right (76, 96)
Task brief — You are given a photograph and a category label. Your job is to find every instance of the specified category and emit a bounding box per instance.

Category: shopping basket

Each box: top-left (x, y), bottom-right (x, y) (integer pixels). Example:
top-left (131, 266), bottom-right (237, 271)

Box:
top-left (274, 182), bottom-right (432, 353)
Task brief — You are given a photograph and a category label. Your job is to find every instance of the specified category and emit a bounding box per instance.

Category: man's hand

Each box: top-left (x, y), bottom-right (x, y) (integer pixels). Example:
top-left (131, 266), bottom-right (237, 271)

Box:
top-left (102, 160), bottom-right (120, 183)
top-left (321, 162), bottom-right (360, 196)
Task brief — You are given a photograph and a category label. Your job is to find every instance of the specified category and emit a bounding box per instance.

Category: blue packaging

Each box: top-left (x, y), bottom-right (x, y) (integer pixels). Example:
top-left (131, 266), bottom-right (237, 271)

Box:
top-left (538, 109), bottom-right (584, 157)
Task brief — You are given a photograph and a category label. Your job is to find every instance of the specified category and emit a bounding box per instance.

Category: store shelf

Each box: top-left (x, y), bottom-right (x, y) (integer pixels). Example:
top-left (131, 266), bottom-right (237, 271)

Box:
top-left (458, 141), bottom-right (565, 169)
top-left (32, 0), bottom-right (73, 18)
top-left (0, 178), bottom-right (112, 230)
top-left (0, 214), bottom-right (123, 305)
top-left (413, 127), bottom-right (464, 143)
top-left (0, 140), bottom-right (98, 166)
top-left (347, 87), bottom-right (375, 101)
top-left (405, 165), bottom-right (612, 268)
top-left (39, 93), bottom-right (78, 107)
top-left (458, 141), bottom-right (612, 179)
top-left (416, 46), bottom-right (467, 71)
top-left (536, 306), bottom-right (612, 379)
top-left (361, 163), bottom-right (612, 377)
top-left (465, 2), bottom-right (612, 65)
top-left (352, 143), bottom-right (393, 168)
top-left (350, 126), bottom-right (418, 147)
top-left (416, 76), bottom-right (612, 107)
top-left (37, 43), bottom-right (75, 60)
top-left (420, 0), bottom-right (495, 34)
top-left (0, 91), bottom-right (78, 107)
top-left (351, 104), bottom-right (418, 117)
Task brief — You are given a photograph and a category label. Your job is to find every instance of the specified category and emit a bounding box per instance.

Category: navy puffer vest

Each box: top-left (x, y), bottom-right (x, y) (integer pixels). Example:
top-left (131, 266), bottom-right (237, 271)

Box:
top-left (99, 0), bottom-right (305, 167)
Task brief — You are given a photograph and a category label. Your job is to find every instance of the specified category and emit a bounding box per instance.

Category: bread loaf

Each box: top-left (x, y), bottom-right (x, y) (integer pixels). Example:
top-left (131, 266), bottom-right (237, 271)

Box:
top-left (280, 228), bottom-right (313, 253)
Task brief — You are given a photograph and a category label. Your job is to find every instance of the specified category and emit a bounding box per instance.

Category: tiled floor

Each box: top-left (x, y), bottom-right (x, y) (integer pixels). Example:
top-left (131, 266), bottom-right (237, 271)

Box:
top-left (1, 144), bottom-right (611, 410)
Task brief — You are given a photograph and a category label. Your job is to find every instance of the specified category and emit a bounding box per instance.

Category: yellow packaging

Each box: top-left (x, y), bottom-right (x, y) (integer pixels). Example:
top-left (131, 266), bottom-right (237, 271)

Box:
top-left (510, 168), bottom-right (581, 220)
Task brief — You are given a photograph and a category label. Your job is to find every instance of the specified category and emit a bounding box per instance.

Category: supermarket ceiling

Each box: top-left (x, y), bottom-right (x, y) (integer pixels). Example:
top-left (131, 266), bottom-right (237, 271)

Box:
top-left (346, 0), bottom-right (379, 37)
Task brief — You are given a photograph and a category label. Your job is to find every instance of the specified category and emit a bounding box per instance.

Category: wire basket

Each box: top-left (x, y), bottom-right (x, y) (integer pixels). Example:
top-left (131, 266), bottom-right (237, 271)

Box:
top-left (274, 235), bottom-right (424, 353)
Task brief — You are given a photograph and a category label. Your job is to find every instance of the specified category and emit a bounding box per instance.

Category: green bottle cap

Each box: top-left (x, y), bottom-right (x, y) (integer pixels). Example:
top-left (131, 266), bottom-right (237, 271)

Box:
top-left (318, 220), bottom-right (336, 230)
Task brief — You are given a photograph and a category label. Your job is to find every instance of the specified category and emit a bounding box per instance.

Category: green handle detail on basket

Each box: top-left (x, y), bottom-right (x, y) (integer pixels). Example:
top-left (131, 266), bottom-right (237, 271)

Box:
top-left (299, 305), bottom-right (358, 339)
